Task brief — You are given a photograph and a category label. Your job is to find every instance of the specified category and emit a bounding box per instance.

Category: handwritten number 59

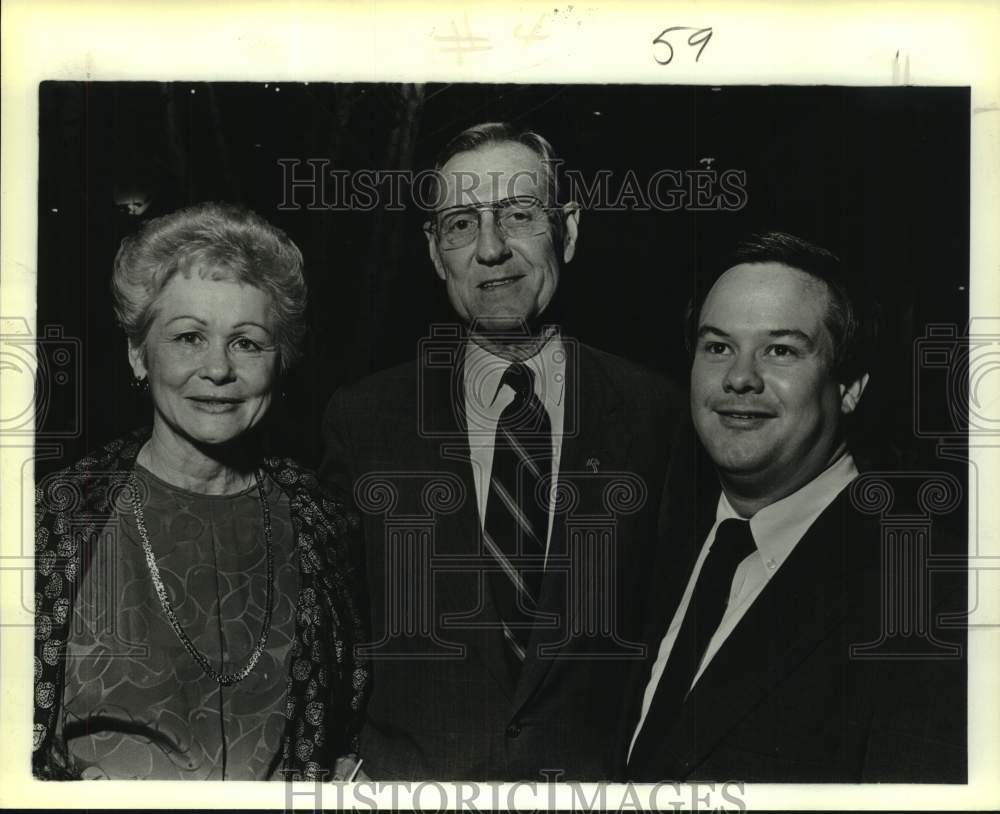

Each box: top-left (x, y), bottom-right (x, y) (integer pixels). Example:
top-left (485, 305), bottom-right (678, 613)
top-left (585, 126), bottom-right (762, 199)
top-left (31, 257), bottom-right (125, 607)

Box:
top-left (653, 26), bottom-right (712, 65)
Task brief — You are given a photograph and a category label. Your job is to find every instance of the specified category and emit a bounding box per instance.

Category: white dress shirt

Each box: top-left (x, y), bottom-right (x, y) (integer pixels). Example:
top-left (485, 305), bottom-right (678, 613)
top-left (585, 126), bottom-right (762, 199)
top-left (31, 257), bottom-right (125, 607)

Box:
top-left (463, 332), bottom-right (566, 555)
top-left (628, 452), bottom-right (860, 757)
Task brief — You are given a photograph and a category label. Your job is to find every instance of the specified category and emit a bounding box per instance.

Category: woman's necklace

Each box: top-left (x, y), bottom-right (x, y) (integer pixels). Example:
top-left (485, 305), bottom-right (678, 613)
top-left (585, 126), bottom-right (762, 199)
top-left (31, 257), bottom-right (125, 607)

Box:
top-left (128, 468), bottom-right (274, 687)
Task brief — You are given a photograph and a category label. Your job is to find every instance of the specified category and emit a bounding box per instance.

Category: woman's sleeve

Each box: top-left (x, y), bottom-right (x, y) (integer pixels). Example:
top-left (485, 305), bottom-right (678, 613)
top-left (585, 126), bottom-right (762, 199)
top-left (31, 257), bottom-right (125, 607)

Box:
top-left (32, 473), bottom-right (79, 780)
top-left (318, 487), bottom-right (370, 756)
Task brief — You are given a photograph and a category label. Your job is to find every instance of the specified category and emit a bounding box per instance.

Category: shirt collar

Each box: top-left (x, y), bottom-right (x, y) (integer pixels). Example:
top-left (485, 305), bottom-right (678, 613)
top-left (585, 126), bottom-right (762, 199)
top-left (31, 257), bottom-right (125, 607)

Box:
top-left (715, 452), bottom-right (859, 575)
top-left (463, 329), bottom-right (565, 427)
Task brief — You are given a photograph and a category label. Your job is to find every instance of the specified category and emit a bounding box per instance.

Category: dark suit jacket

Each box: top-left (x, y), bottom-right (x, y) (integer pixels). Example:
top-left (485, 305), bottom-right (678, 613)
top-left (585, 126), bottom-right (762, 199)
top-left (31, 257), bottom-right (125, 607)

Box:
top-left (321, 334), bottom-right (682, 779)
top-left (622, 434), bottom-right (967, 783)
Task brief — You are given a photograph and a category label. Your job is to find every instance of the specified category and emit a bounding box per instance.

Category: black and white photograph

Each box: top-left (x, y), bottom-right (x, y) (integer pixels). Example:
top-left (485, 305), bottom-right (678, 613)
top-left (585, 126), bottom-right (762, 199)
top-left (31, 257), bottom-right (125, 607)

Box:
top-left (2, 2), bottom-right (998, 812)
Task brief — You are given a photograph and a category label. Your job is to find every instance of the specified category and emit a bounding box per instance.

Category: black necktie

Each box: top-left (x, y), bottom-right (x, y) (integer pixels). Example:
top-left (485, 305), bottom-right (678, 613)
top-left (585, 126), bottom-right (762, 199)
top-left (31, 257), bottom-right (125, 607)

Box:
top-left (483, 363), bottom-right (552, 673)
top-left (629, 518), bottom-right (756, 773)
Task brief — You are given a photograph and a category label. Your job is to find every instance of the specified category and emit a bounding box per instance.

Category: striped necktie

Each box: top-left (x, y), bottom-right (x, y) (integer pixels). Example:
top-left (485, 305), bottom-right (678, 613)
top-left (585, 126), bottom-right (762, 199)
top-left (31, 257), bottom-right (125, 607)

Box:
top-left (483, 362), bottom-right (553, 674)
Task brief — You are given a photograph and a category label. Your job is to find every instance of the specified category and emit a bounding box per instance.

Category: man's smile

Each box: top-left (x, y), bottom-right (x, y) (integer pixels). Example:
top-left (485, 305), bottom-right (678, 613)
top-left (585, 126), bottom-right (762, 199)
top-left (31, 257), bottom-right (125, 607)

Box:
top-left (713, 404), bottom-right (777, 429)
top-left (478, 274), bottom-right (526, 291)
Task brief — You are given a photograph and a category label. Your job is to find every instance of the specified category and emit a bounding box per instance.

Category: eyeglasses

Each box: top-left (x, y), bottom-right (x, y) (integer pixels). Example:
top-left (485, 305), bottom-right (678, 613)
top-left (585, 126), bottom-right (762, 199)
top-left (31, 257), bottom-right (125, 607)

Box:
top-left (425, 196), bottom-right (556, 250)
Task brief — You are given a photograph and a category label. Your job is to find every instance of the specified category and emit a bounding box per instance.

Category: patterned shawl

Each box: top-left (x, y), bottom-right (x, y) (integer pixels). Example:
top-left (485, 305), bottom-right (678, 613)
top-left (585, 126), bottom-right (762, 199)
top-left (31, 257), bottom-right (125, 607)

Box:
top-left (33, 428), bottom-right (368, 780)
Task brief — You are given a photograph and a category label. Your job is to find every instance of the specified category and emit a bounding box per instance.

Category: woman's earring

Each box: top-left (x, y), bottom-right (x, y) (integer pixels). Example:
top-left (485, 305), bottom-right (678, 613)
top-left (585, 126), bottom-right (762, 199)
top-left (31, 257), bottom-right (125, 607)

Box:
top-left (131, 375), bottom-right (149, 392)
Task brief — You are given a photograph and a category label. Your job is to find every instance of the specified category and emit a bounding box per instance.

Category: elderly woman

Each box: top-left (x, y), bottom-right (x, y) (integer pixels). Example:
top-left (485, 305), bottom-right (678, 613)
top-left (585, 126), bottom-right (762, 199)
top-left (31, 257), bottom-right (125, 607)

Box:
top-left (33, 202), bottom-right (366, 780)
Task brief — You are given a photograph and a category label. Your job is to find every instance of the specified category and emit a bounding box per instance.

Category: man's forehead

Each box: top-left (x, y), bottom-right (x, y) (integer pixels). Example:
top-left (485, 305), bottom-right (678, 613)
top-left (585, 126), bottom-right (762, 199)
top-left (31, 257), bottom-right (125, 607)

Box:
top-left (437, 141), bottom-right (546, 206)
top-left (705, 264), bottom-right (828, 311)
top-left (699, 263), bottom-right (833, 337)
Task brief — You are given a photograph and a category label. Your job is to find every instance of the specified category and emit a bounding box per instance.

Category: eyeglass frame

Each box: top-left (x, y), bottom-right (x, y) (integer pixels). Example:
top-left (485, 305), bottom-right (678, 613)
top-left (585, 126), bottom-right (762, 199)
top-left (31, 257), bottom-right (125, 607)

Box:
top-left (423, 195), bottom-right (574, 251)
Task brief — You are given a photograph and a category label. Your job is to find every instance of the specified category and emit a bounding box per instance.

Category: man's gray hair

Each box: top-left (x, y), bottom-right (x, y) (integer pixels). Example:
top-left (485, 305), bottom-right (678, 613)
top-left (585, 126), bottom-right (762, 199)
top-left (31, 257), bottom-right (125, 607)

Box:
top-left (432, 121), bottom-right (562, 208)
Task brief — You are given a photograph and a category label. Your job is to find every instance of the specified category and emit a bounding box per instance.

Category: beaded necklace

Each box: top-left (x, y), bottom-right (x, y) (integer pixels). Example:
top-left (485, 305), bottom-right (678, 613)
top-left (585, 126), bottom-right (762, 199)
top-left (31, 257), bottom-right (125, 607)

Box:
top-left (128, 469), bottom-right (274, 686)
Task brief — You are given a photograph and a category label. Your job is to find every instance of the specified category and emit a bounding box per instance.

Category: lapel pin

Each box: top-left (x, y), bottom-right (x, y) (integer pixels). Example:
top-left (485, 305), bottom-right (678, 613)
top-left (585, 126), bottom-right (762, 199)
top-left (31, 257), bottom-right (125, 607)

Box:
top-left (586, 457), bottom-right (600, 473)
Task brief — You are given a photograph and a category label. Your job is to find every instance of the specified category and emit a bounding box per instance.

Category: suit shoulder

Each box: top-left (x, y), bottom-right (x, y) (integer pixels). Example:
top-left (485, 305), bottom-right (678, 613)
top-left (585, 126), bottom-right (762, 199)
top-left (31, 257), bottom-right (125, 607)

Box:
top-left (326, 359), bottom-right (419, 411)
top-left (580, 344), bottom-right (683, 406)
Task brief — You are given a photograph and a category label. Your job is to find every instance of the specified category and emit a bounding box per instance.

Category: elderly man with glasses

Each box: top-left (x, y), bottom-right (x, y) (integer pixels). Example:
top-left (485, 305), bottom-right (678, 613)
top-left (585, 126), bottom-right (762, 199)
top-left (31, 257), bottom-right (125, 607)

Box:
top-left (321, 122), bottom-right (682, 780)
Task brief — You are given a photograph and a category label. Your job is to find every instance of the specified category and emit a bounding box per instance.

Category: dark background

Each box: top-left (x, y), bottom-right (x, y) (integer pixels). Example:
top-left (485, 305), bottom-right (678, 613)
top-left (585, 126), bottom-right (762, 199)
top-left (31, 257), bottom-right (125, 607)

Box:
top-left (34, 82), bottom-right (969, 478)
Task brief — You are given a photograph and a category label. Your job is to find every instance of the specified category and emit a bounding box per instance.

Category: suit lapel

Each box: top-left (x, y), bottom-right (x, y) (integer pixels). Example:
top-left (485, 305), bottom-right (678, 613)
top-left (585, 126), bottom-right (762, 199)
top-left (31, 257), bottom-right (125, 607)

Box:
top-left (558, 342), bottom-right (624, 489)
top-left (617, 534), bottom-right (705, 774)
top-left (620, 431), bottom-right (718, 767)
top-left (512, 341), bottom-right (625, 710)
top-left (424, 343), bottom-right (516, 699)
top-left (663, 490), bottom-right (859, 776)
top-left (645, 425), bottom-right (720, 652)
